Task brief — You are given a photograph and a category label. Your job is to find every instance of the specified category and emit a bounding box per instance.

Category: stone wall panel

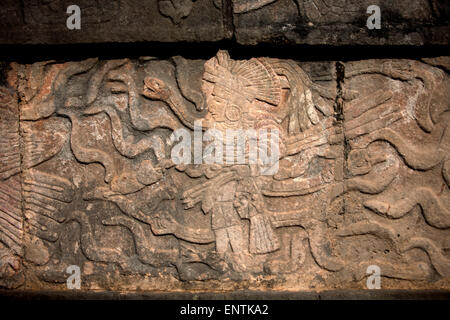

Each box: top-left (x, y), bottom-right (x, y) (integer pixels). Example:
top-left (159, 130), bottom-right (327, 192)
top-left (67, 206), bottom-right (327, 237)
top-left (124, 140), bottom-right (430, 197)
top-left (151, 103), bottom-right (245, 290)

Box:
top-left (0, 54), bottom-right (448, 292)
top-left (0, 1), bottom-right (449, 45)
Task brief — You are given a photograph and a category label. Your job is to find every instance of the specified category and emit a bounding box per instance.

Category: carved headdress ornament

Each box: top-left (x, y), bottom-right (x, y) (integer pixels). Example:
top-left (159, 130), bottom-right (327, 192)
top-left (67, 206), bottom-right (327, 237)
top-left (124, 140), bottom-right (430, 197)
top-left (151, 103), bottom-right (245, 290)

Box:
top-left (203, 50), bottom-right (282, 107)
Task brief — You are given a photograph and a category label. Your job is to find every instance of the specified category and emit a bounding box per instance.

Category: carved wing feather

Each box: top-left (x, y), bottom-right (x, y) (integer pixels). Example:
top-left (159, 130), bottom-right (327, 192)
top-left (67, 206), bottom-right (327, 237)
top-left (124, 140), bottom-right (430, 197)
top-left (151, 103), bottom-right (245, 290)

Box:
top-left (0, 176), bottom-right (23, 256)
top-left (23, 168), bottom-right (75, 242)
top-left (0, 88), bottom-right (23, 256)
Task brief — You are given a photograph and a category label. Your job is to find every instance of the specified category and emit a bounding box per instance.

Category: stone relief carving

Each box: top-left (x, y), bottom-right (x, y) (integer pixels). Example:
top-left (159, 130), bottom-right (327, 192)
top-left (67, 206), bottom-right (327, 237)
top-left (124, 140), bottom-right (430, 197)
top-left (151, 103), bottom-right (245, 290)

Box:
top-left (339, 59), bottom-right (450, 282)
top-left (158, 0), bottom-right (196, 24)
top-left (0, 53), bottom-right (448, 290)
top-left (0, 87), bottom-right (23, 289)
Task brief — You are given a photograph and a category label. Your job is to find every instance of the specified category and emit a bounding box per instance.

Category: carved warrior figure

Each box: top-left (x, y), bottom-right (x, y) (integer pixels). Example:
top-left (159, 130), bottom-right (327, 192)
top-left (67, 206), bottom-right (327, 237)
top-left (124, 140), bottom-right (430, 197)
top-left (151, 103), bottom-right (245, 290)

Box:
top-left (145, 51), bottom-right (287, 256)
top-left (142, 53), bottom-right (450, 279)
top-left (143, 50), bottom-right (342, 270)
top-left (198, 52), bottom-right (284, 255)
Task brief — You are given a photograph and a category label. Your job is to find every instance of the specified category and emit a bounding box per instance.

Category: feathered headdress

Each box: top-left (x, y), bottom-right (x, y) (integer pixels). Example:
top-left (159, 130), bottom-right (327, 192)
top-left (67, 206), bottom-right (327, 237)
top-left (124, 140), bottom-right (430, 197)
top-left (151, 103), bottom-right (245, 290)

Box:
top-left (203, 50), bottom-right (281, 106)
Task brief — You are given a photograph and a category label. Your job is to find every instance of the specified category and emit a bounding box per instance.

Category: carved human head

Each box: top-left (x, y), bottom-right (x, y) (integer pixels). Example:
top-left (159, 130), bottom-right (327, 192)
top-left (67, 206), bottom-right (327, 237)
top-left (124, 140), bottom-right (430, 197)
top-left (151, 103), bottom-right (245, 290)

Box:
top-left (202, 50), bottom-right (282, 130)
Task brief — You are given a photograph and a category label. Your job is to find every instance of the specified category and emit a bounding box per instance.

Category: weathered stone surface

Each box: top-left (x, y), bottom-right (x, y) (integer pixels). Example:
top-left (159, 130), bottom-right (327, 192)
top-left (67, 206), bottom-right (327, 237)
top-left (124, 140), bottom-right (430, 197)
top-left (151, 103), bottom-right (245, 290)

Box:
top-left (0, 53), bottom-right (449, 293)
top-left (339, 59), bottom-right (450, 284)
top-left (0, 0), bottom-right (229, 44)
top-left (233, 0), bottom-right (450, 45)
top-left (0, 84), bottom-right (24, 289)
top-left (0, 0), bottom-right (449, 45)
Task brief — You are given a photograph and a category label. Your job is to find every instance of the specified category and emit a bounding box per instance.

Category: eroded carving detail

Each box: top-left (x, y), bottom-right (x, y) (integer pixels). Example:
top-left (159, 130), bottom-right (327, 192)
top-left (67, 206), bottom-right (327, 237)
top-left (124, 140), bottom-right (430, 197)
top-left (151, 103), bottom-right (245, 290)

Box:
top-left (158, 0), bottom-right (196, 24)
top-left (0, 86), bottom-right (23, 288)
top-left (1, 53), bottom-right (449, 291)
top-left (337, 59), bottom-right (450, 283)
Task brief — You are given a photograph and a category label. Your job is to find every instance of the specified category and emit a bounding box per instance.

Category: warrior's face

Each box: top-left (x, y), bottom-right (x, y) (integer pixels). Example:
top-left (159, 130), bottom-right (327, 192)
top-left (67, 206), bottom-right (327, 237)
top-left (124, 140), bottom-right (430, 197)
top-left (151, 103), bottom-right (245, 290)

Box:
top-left (202, 79), bottom-right (251, 129)
top-left (207, 93), bottom-right (227, 123)
top-left (201, 50), bottom-right (282, 133)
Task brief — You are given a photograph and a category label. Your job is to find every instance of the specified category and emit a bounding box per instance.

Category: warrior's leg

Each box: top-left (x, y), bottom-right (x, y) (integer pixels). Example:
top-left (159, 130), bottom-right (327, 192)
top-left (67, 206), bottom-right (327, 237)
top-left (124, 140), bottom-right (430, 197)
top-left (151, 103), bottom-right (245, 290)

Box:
top-left (227, 225), bottom-right (245, 254)
top-left (214, 228), bottom-right (228, 254)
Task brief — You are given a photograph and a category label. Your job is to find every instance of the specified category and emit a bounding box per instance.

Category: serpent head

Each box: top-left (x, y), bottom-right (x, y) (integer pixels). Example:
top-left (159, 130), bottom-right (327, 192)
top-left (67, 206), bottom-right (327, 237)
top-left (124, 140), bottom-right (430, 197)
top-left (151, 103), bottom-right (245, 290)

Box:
top-left (143, 77), bottom-right (170, 101)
